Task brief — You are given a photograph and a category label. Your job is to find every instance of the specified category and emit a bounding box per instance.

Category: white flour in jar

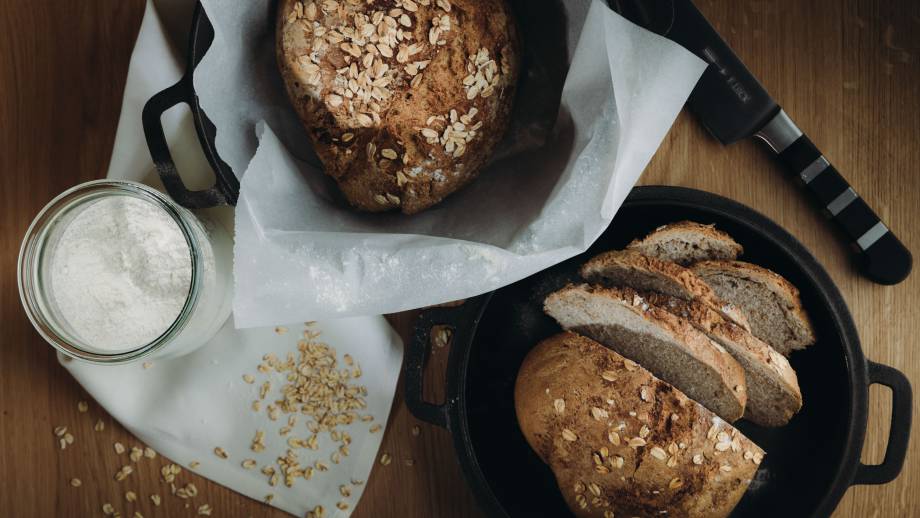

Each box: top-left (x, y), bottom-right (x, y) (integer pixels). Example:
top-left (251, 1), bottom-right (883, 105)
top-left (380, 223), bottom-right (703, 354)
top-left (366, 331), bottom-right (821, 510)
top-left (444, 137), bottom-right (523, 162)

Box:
top-left (49, 196), bottom-right (193, 352)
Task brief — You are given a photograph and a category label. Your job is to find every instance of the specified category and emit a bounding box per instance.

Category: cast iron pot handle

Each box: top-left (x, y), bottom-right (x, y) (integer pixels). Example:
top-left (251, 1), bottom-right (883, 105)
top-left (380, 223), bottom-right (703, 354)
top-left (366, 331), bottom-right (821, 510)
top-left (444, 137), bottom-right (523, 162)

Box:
top-left (141, 76), bottom-right (239, 209)
top-left (405, 301), bottom-right (484, 429)
top-left (853, 361), bottom-right (913, 485)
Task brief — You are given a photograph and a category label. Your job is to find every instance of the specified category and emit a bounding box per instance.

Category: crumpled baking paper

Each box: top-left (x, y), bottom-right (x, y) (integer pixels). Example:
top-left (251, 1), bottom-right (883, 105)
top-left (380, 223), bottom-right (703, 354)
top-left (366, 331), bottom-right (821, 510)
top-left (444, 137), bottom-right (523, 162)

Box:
top-left (193, 0), bottom-right (707, 327)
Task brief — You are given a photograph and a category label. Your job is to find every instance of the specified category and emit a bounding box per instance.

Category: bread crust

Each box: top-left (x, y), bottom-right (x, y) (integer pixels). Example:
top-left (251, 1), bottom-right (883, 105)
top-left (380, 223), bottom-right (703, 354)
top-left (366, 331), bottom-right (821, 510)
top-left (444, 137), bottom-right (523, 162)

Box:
top-left (580, 249), bottom-right (752, 332)
top-left (515, 332), bottom-right (764, 518)
top-left (277, 0), bottom-right (521, 214)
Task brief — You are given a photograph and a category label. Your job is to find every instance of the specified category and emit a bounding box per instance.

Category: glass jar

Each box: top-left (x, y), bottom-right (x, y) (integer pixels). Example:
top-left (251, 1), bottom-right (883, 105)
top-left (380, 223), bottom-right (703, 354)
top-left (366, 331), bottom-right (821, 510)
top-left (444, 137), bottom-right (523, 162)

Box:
top-left (18, 180), bottom-right (233, 364)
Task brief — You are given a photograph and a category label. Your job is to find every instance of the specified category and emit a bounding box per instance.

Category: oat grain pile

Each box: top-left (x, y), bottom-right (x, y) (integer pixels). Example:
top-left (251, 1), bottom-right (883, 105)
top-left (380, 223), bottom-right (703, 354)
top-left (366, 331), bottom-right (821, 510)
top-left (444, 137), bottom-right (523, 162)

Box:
top-left (237, 323), bottom-right (373, 511)
top-left (277, 0), bottom-right (521, 214)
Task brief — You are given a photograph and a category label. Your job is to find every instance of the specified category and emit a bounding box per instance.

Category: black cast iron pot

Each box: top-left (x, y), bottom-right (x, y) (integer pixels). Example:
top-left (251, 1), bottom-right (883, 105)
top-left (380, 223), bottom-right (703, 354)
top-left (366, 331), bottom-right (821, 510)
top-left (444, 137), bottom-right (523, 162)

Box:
top-left (405, 186), bottom-right (911, 518)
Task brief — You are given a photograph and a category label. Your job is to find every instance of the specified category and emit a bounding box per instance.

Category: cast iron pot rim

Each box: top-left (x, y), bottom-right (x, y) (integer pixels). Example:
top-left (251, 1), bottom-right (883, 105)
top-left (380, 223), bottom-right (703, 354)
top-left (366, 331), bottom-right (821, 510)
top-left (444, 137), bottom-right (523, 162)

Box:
top-left (417, 185), bottom-right (870, 518)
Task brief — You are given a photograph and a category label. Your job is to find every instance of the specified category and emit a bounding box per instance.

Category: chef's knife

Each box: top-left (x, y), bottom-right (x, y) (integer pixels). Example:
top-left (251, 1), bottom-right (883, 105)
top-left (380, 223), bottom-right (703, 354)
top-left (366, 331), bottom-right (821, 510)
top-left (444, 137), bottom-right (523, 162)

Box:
top-left (609, 0), bottom-right (912, 285)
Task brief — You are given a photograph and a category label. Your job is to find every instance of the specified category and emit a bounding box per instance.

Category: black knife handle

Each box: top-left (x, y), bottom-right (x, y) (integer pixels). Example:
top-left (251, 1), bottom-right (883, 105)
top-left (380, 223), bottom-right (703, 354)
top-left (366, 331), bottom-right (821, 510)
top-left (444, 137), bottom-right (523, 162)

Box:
top-left (757, 110), bottom-right (912, 285)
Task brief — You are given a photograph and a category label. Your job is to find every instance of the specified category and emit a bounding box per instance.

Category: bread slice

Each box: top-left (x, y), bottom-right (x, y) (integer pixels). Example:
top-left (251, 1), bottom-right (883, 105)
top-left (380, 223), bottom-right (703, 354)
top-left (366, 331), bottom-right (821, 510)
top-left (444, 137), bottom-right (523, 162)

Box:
top-left (627, 221), bottom-right (743, 266)
top-left (643, 292), bottom-right (803, 427)
top-left (692, 260), bottom-right (816, 356)
top-left (580, 249), bottom-right (751, 332)
top-left (515, 332), bottom-right (764, 518)
top-left (544, 284), bottom-right (747, 422)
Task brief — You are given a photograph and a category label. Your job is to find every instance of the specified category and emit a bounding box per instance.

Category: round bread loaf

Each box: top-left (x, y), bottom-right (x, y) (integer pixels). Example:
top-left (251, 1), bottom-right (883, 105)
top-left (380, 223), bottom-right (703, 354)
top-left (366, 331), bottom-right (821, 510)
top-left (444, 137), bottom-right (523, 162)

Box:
top-left (276, 0), bottom-right (521, 214)
top-left (515, 332), bottom-right (765, 518)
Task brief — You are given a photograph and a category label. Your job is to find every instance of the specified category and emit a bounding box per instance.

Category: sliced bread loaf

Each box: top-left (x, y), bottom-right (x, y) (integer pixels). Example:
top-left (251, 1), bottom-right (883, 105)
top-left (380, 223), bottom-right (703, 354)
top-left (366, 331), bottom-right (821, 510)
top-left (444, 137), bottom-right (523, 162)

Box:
top-left (544, 284), bottom-right (747, 422)
top-left (580, 249), bottom-right (751, 332)
top-left (515, 332), bottom-right (764, 518)
top-left (627, 221), bottom-right (743, 266)
top-left (692, 260), bottom-right (816, 356)
top-left (643, 292), bottom-right (803, 427)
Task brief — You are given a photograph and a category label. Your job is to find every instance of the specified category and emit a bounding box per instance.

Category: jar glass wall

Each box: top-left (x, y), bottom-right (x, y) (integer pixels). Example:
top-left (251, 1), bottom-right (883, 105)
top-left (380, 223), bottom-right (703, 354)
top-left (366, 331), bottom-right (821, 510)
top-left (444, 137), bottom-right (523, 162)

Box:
top-left (18, 180), bottom-right (232, 364)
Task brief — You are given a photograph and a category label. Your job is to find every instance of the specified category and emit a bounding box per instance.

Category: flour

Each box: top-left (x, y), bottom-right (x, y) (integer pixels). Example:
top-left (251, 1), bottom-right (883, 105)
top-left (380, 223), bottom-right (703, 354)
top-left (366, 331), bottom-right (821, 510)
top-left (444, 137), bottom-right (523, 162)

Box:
top-left (49, 196), bottom-right (193, 352)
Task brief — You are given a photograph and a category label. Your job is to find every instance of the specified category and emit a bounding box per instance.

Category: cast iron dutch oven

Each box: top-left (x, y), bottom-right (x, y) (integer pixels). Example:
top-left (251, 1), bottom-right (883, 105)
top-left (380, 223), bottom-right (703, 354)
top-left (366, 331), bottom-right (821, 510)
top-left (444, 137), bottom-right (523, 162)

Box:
top-left (405, 186), bottom-right (912, 518)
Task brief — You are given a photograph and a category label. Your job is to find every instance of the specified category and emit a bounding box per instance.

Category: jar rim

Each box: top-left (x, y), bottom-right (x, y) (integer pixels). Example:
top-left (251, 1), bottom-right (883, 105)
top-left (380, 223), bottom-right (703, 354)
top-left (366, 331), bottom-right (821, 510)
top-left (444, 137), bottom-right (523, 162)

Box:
top-left (17, 180), bottom-right (203, 364)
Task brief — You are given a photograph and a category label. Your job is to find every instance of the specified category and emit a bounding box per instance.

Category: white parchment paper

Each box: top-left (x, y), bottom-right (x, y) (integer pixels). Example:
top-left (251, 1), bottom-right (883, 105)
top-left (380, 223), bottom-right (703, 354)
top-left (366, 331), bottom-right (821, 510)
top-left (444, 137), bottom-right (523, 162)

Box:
top-left (194, 0), bottom-right (706, 327)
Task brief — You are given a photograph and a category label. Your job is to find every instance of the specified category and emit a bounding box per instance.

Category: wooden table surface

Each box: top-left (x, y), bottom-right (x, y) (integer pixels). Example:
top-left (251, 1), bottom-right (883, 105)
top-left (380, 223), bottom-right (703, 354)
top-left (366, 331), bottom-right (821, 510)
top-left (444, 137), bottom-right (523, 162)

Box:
top-left (2, 0), bottom-right (918, 516)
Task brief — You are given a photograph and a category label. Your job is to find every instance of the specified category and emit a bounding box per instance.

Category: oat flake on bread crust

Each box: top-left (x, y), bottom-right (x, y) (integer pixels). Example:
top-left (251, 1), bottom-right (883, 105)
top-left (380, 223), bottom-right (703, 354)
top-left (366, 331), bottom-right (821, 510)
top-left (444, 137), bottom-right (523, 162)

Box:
top-left (277, 0), bottom-right (521, 214)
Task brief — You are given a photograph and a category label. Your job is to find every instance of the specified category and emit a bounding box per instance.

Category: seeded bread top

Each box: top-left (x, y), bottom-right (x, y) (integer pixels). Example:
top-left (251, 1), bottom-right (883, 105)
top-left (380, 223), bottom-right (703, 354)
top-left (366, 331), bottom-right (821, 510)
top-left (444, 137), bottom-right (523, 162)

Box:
top-left (515, 332), bottom-right (764, 518)
top-left (277, 0), bottom-right (520, 214)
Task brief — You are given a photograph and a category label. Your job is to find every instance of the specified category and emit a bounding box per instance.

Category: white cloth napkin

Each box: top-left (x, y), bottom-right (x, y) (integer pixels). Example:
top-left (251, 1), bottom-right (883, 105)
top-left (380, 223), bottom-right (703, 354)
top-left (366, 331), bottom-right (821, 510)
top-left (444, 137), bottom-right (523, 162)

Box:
top-left (61, 3), bottom-right (403, 516)
top-left (196, 0), bottom-right (707, 327)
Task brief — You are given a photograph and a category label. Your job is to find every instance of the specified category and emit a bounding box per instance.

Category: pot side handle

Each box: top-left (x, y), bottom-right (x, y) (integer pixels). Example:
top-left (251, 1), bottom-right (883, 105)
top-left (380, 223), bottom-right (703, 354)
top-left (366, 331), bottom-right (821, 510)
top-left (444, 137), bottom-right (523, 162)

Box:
top-left (853, 361), bottom-right (913, 486)
top-left (404, 308), bottom-right (455, 428)
top-left (405, 300), bottom-right (485, 429)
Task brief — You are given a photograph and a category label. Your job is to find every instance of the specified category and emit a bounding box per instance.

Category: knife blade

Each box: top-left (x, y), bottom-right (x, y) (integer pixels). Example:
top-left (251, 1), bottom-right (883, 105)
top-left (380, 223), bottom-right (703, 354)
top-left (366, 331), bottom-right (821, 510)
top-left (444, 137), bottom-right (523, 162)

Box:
top-left (609, 0), bottom-right (912, 285)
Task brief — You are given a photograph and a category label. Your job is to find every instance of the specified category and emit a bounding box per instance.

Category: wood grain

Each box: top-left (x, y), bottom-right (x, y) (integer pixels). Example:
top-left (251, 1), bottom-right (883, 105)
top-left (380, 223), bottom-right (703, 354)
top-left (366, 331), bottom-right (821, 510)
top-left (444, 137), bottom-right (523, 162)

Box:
top-left (0, 0), bottom-right (917, 516)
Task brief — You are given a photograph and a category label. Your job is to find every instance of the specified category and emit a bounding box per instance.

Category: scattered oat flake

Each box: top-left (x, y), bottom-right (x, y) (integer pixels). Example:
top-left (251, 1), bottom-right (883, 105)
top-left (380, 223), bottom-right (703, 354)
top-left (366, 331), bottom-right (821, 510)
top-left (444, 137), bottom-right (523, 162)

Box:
top-left (144, 447), bottom-right (157, 459)
top-left (380, 453), bottom-right (392, 466)
top-left (53, 426), bottom-right (68, 437)
top-left (114, 442), bottom-right (125, 454)
top-left (553, 399), bottom-right (565, 413)
top-left (197, 504), bottom-right (213, 516)
top-left (114, 465), bottom-right (134, 481)
top-left (214, 447), bottom-right (229, 459)
top-left (143, 361), bottom-right (153, 369)
top-left (369, 424), bottom-right (382, 433)
top-left (125, 491), bottom-right (137, 502)
top-left (94, 420), bottom-right (105, 432)
top-left (102, 503), bottom-right (116, 515)
top-left (411, 425), bottom-right (420, 436)
top-left (70, 478), bottom-right (82, 487)
top-left (189, 461), bottom-right (200, 469)
top-left (243, 374), bottom-right (255, 384)
top-left (150, 494), bottom-right (161, 506)
top-left (275, 326), bottom-right (288, 335)
top-left (77, 401), bottom-right (88, 413)
top-left (134, 512), bottom-right (144, 518)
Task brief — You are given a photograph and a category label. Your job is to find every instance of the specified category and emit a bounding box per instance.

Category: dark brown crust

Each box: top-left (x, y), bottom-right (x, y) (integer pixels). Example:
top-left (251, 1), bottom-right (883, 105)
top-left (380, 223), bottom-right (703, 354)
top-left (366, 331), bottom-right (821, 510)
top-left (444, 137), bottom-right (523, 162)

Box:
top-left (580, 250), bottom-right (752, 332)
top-left (515, 332), bottom-right (764, 518)
top-left (277, 0), bottom-right (521, 214)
